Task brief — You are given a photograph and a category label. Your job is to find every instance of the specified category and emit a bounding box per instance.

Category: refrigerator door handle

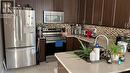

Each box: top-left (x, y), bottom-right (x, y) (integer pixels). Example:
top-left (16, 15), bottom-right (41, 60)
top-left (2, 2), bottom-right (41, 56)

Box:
top-left (15, 11), bottom-right (20, 41)
top-left (19, 10), bottom-right (23, 41)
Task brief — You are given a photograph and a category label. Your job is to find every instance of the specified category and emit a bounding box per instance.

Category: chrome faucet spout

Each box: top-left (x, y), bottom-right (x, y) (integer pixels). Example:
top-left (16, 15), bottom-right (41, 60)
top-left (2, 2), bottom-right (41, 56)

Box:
top-left (94, 35), bottom-right (109, 49)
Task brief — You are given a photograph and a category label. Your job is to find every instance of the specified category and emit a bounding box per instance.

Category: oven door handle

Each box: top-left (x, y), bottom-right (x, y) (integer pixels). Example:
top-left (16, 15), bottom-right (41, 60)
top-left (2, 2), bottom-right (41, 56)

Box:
top-left (46, 40), bottom-right (66, 44)
top-left (46, 40), bottom-right (56, 43)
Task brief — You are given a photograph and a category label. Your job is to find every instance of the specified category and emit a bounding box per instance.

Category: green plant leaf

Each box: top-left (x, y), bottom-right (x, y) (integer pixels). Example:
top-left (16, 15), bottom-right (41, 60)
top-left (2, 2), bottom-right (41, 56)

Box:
top-left (109, 43), bottom-right (121, 56)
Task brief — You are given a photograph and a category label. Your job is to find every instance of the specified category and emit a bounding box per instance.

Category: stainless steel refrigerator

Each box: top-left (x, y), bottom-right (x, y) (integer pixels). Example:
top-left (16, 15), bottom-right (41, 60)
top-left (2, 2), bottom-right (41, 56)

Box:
top-left (3, 9), bottom-right (36, 69)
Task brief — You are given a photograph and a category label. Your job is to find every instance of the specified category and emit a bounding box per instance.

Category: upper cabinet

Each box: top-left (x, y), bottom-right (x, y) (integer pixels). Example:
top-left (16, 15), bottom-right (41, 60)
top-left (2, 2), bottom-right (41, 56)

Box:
top-left (114, 0), bottom-right (130, 28)
top-left (53, 0), bottom-right (78, 23)
top-left (77, 0), bottom-right (104, 25)
top-left (92, 0), bottom-right (104, 25)
top-left (43, 0), bottom-right (53, 11)
top-left (53, 0), bottom-right (63, 11)
top-left (78, 0), bottom-right (130, 29)
top-left (77, 0), bottom-right (85, 24)
top-left (84, 0), bottom-right (93, 24)
top-left (102, 0), bottom-right (115, 27)
top-left (15, 0), bottom-right (130, 28)
top-left (63, 0), bottom-right (78, 23)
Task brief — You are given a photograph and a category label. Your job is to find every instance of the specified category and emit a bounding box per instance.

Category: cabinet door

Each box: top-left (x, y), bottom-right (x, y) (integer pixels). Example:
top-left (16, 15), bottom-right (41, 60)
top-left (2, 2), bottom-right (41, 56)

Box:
top-left (64, 0), bottom-right (78, 23)
top-left (53, 0), bottom-right (63, 11)
top-left (73, 37), bottom-right (80, 50)
top-left (102, 0), bottom-right (115, 27)
top-left (77, 0), bottom-right (85, 24)
top-left (39, 38), bottom-right (46, 62)
top-left (92, 0), bottom-right (104, 25)
top-left (84, 0), bottom-right (94, 24)
top-left (43, 0), bottom-right (53, 11)
top-left (66, 37), bottom-right (74, 51)
top-left (114, 0), bottom-right (130, 28)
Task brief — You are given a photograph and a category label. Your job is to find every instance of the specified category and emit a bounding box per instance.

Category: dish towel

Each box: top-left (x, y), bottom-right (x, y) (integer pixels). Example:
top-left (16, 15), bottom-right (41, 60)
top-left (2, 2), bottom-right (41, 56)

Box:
top-left (55, 40), bottom-right (63, 47)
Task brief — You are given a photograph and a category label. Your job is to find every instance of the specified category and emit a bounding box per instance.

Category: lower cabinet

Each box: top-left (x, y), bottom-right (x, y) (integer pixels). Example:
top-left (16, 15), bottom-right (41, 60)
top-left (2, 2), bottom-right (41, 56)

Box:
top-left (38, 38), bottom-right (46, 62)
top-left (73, 37), bottom-right (81, 50)
top-left (66, 37), bottom-right (81, 51)
top-left (66, 37), bottom-right (74, 51)
top-left (58, 61), bottom-right (69, 73)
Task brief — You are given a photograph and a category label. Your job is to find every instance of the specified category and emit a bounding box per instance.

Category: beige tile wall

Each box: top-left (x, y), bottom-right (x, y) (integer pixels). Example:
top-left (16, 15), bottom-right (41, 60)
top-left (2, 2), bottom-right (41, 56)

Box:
top-left (37, 24), bottom-right (130, 39)
top-left (84, 25), bottom-right (130, 39)
top-left (37, 23), bottom-right (130, 38)
top-left (84, 25), bottom-right (130, 47)
top-left (37, 23), bottom-right (130, 48)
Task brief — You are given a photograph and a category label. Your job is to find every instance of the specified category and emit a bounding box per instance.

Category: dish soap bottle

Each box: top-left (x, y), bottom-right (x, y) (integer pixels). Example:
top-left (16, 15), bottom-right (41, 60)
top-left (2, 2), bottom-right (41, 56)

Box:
top-left (90, 51), bottom-right (96, 62)
top-left (94, 44), bottom-right (100, 61)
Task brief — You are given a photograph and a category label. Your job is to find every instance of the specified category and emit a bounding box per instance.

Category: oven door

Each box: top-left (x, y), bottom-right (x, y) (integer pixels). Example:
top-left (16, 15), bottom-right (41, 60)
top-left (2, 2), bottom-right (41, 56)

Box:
top-left (45, 40), bottom-right (66, 56)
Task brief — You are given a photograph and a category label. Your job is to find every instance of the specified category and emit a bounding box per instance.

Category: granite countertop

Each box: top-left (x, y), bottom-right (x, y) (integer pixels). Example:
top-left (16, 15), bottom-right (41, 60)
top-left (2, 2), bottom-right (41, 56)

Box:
top-left (55, 51), bottom-right (130, 73)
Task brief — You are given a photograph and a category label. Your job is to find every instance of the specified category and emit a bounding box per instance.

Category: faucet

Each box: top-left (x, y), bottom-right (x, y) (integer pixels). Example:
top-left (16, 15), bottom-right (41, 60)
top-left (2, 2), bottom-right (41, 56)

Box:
top-left (94, 35), bottom-right (109, 49)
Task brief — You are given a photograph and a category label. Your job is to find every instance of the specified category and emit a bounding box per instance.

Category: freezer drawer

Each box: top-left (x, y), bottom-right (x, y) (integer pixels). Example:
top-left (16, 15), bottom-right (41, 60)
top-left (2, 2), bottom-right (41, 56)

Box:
top-left (6, 47), bottom-right (36, 69)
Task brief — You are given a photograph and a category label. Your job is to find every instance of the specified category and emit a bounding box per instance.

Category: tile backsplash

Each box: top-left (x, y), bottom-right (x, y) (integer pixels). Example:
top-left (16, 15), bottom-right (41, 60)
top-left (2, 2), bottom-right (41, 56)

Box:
top-left (84, 25), bottom-right (130, 39)
top-left (37, 23), bottom-right (130, 46)
top-left (37, 23), bottom-right (130, 39)
top-left (36, 23), bottom-right (71, 28)
top-left (84, 25), bottom-right (130, 47)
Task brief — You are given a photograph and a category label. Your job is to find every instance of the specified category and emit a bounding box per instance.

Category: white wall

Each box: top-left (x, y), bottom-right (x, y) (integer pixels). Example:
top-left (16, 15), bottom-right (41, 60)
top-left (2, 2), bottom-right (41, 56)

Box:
top-left (0, 0), bottom-right (4, 73)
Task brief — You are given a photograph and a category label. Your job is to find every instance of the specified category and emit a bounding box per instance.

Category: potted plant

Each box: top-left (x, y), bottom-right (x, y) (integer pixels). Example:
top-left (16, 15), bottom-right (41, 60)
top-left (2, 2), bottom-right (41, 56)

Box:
top-left (75, 47), bottom-right (92, 61)
top-left (74, 39), bottom-right (92, 61)
top-left (109, 43), bottom-right (121, 61)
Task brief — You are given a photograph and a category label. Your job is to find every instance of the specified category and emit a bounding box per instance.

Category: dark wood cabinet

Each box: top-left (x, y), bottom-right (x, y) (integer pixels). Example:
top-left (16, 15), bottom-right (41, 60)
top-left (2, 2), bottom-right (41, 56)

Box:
top-left (77, 0), bottom-right (85, 24)
top-left (73, 37), bottom-right (81, 50)
top-left (66, 37), bottom-right (80, 51)
top-left (43, 0), bottom-right (53, 11)
top-left (97, 0), bottom-right (130, 28)
top-left (38, 38), bottom-right (46, 62)
top-left (77, 0), bottom-right (103, 24)
top-left (53, 0), bottom-right (63, 11)
top-left (92, 0), bottom-right (104, 25)
top-left (102, 0), bottom-right (115, 27)
top-left (76, 0), bottom-right (130, 29)
top-left (64, 0), bottom-right (78, 23)
top-left (84, 0), bottom-right (94, 24)
top-left (14, 0), bottom-right (130, 29)
top-left (66, 37), bottom-right (74, 51)
top-left (101, 0), bottom-right (130, 28)
top-left (114, 0), bottom-right (130, 28)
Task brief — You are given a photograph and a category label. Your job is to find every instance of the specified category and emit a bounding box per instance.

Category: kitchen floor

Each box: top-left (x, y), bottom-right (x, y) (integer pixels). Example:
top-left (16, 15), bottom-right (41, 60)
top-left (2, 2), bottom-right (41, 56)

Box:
top-left (5, 56), bottom-right (57, 73)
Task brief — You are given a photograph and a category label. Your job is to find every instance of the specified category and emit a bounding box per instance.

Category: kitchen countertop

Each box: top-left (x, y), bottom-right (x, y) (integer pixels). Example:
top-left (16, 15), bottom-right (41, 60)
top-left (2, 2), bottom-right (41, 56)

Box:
top-left (55, 51), bottom-right (130, 73)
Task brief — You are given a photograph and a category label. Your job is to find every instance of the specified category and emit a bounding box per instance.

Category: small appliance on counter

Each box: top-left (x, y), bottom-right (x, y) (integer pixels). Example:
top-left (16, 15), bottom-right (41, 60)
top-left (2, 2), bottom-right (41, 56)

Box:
top-left (115, 34), bottom-right (125, 45)
top-left (71, 24), bottom-right (82, 35)
top-left (86, 29), bottom-right (92, 39)
top-left (84, 28), bottom-right (97, 38)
